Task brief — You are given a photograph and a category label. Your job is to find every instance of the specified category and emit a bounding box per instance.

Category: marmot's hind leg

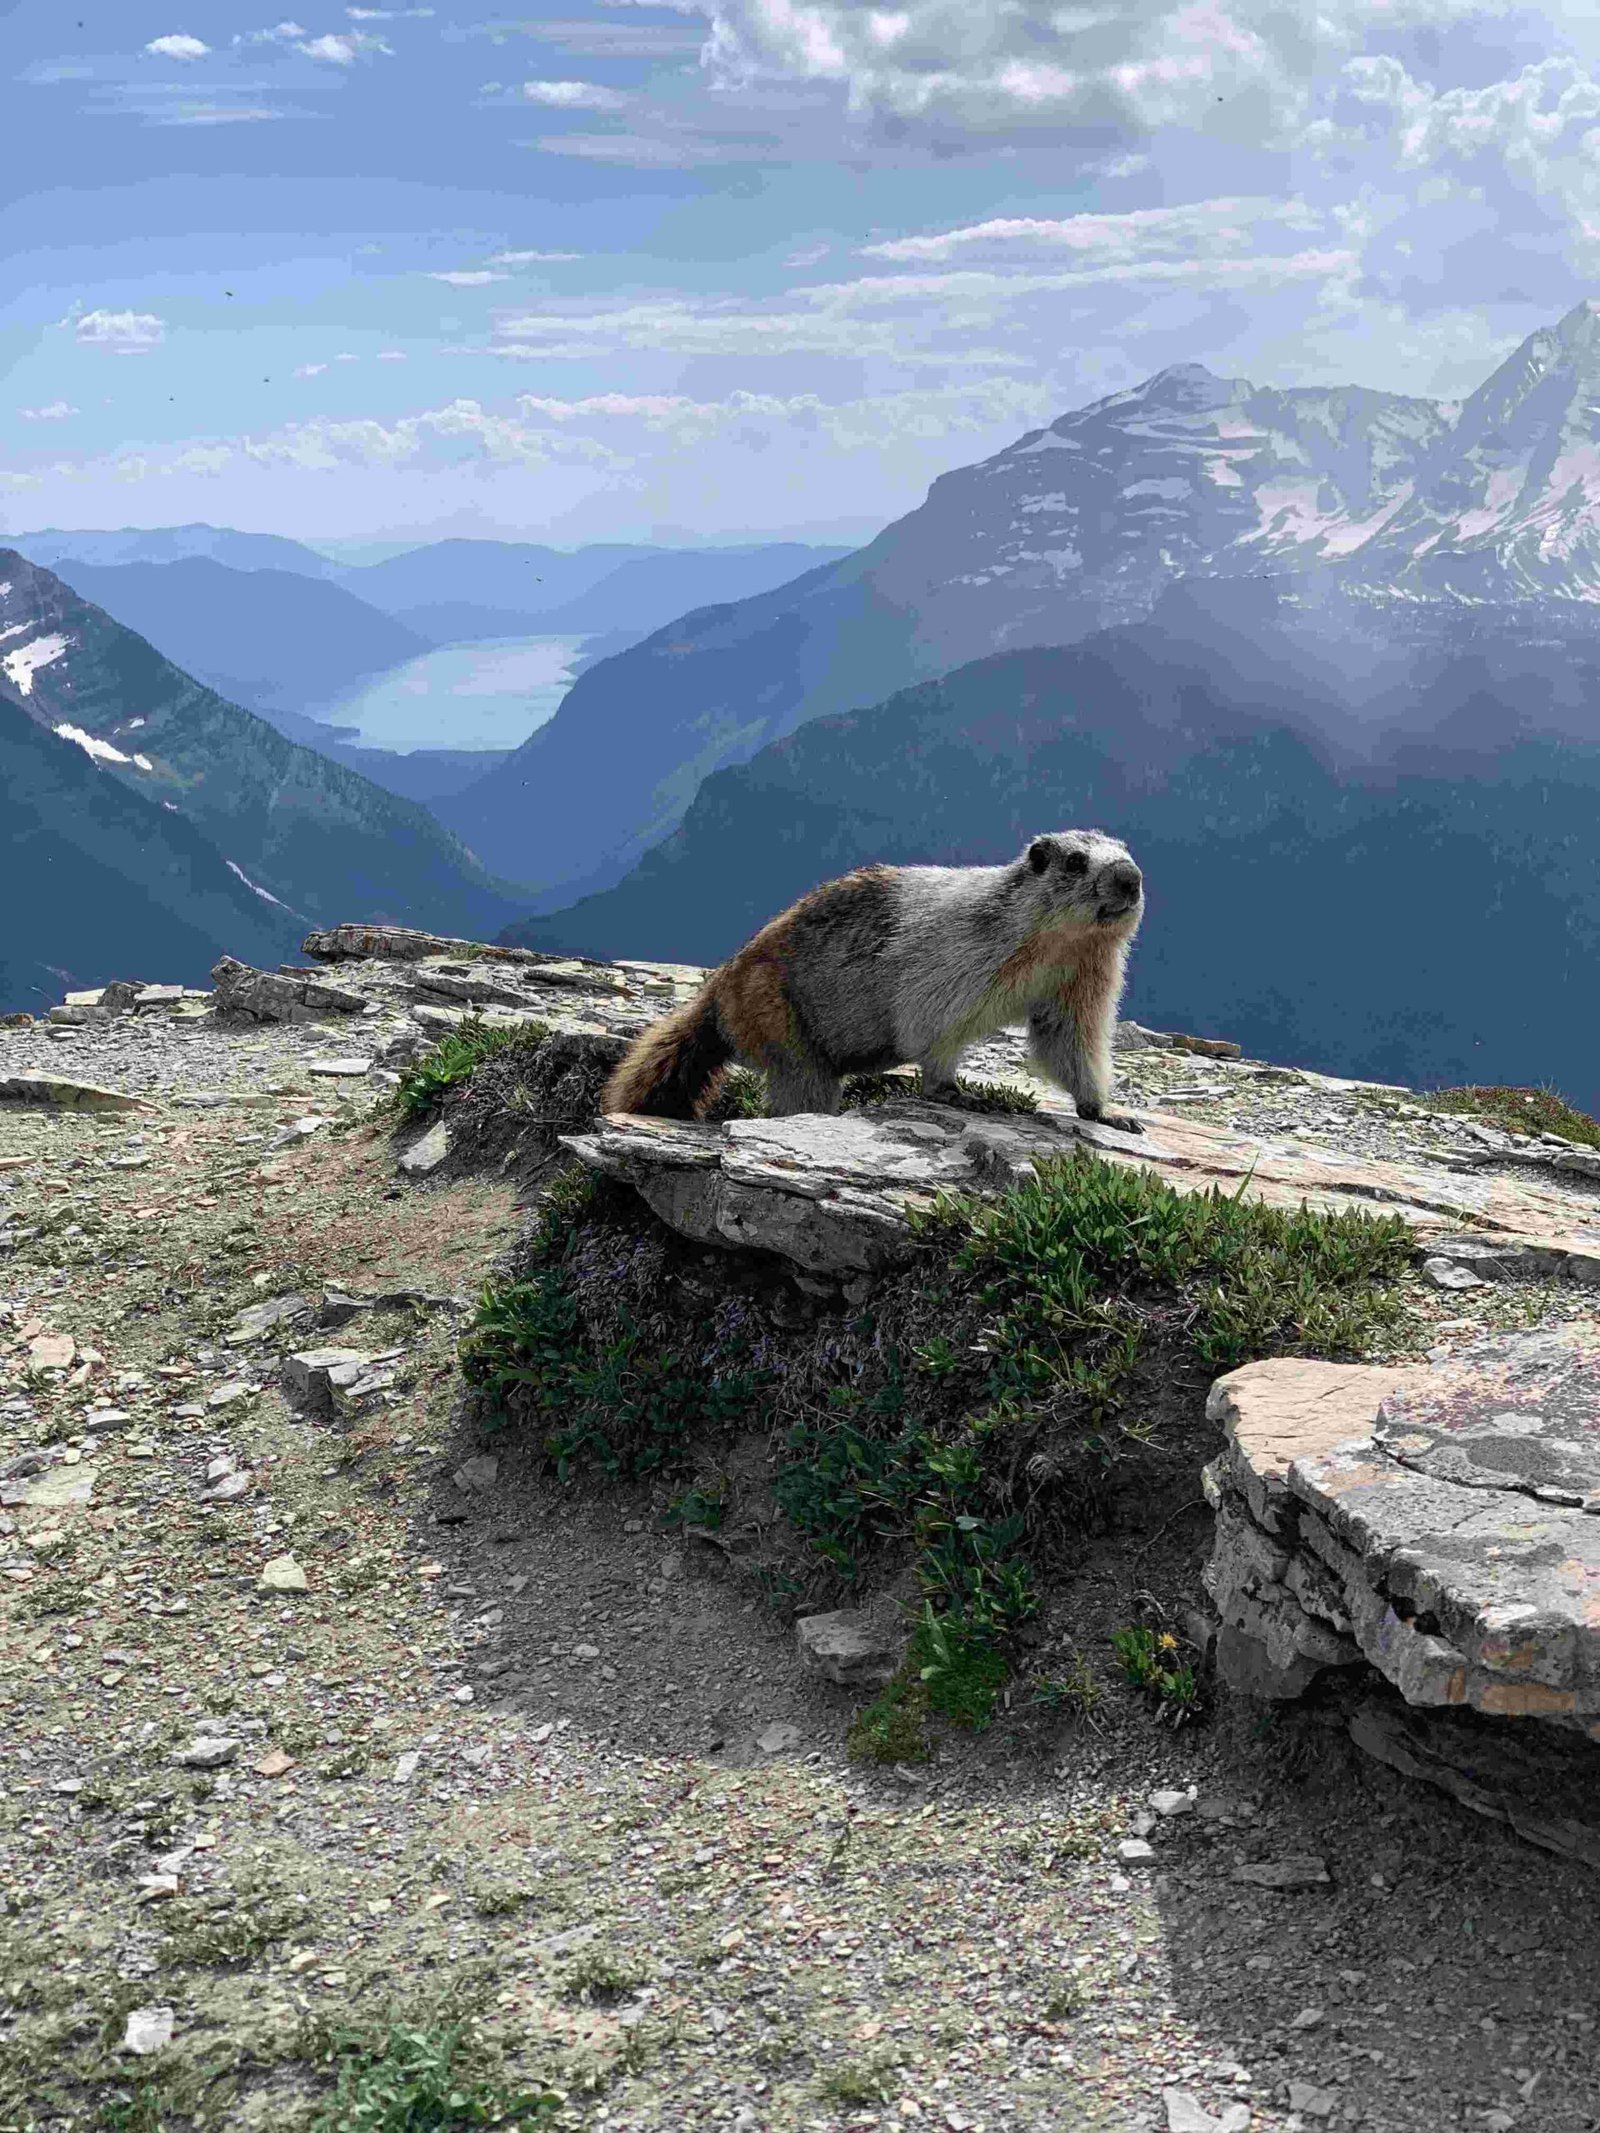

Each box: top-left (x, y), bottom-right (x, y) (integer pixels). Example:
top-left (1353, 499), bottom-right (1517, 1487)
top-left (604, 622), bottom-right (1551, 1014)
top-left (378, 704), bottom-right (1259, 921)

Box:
top-left (763, 1046), bottom-right (841, 1117)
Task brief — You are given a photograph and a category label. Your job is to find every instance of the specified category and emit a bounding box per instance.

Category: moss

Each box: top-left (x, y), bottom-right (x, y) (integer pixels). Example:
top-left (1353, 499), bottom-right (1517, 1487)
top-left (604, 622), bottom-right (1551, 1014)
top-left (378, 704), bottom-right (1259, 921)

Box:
top-left (1428, 1083), bottom-right (1600, 1151)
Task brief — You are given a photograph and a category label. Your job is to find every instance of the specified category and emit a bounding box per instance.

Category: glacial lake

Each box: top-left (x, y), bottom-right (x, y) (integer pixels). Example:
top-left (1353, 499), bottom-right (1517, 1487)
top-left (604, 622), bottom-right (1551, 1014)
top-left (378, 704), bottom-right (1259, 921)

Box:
top-left (316, 635), bottom-right (587, 754)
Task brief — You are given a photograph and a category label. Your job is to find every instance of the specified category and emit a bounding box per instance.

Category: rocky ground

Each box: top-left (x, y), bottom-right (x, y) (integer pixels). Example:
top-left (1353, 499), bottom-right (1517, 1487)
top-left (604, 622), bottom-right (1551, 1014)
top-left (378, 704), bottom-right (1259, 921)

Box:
top-left (3, 961), bottom-right (1599, 2133)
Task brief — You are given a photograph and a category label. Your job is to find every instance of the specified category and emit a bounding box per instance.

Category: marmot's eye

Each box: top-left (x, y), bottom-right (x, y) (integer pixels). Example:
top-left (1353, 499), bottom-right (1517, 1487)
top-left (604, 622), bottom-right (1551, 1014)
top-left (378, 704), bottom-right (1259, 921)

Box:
top-left (1061, 852), bottom-right (1089, 877)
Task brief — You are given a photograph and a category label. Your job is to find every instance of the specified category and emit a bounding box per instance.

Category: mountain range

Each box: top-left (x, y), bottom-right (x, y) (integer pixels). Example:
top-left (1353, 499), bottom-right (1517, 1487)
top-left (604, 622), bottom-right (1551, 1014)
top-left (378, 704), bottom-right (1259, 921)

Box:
top-left (456, 299), bottom-right (1600, 906)
top-left (514, 575), bottom-right (1600, 1107)
top-left (0, 551), bottom-right (525, 1007)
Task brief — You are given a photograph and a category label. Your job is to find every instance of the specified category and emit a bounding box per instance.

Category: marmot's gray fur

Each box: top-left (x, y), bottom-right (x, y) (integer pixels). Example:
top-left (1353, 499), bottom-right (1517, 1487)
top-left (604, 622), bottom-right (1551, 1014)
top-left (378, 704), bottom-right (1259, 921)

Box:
top-left (601, 831), bottom-right (1145, 1123)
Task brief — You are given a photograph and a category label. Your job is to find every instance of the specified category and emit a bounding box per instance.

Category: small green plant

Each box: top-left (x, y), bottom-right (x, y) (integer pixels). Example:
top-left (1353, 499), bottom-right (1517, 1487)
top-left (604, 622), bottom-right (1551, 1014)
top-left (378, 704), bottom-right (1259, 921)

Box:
top-left (704, 1066), bottom-right (768, 1119)
top-left (846, 1673), bottom-right (929, 1765)
top-left (463, 1271), bottom-right (764, 1475)
top-left (1041, 1981), bottom-right (1087, 2021)
top-left (942, 1074), bottom-right (1039, 1114)
top-left (561, 1950), bottom-right (649, 2006)
top-left (305, 2019), bottom-right (560, 2130)
top-left (819, 2052), bottom-right (903, 2105)
top-left (1428, 1082), bottom-right (1600, 1151)
top-left (1111, 1624), bottom-right (1200, 1724)
top-left (662, 1475), bottom-right (730, 1530)
top-left (393, 1019), bottom-right (550, 1121)
top-left (911, 1601), bottom-right (1012, 1730)
top-left (1030, 1653), bottom-right (1102, 1720)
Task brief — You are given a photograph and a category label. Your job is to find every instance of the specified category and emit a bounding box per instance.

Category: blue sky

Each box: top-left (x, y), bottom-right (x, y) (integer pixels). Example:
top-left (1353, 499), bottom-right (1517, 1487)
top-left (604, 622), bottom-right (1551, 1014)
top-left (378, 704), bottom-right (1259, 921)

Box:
top-left (5, 0), bottom-right (1600, 543)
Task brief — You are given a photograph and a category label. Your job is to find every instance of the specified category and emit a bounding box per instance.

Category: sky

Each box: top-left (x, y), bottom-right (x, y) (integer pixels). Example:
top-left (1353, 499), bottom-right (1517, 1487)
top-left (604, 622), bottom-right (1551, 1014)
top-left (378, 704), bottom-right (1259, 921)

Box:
top-left (6, 0), bottom-right (1600, 545)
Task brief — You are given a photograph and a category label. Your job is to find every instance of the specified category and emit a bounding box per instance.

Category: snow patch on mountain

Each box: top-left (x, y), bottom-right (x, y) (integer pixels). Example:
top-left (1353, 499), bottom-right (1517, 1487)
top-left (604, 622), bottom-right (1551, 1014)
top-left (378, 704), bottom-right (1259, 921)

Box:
top-left (54, 722), bottom-right (130, 765)
top-left (225, 859), bottom-right (290, 908)
top-left (3, 633), bottom-right (70, 697)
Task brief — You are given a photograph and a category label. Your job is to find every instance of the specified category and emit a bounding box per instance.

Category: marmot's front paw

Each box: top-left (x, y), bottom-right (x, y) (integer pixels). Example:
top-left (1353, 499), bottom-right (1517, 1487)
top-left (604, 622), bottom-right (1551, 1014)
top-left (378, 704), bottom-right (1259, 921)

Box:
top-left (1079, 1108), bottom-right (1145, 1135)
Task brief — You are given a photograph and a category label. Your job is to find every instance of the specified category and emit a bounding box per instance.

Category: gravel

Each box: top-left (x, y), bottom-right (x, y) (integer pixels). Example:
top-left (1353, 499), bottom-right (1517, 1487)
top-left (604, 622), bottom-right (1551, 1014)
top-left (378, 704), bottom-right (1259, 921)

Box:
top-left (2, 992), bottom-right (1599, 2130)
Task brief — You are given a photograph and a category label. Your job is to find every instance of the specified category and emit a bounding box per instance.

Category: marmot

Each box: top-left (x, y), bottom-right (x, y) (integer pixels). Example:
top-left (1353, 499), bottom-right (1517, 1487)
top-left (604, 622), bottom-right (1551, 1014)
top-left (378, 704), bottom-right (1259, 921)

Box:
top-left (601, 831), bottom-right (1145, 1124)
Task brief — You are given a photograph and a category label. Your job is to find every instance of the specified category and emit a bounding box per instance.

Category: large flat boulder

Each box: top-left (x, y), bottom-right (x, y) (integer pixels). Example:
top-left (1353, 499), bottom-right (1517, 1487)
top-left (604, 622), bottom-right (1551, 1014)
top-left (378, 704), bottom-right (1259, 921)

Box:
top-left (564, 1095), bottom-right (1600, 1283)
top-left (1203, 1323), bottom-right (1600, 1864)
top-left (563, 1103), bottom-right (1154, 1274)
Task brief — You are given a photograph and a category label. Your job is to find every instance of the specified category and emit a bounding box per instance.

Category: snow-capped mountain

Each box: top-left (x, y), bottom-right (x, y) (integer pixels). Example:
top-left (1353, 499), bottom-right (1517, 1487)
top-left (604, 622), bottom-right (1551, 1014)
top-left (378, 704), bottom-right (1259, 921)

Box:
top-left (1350, 299), bottom-right (1600, 603)
top-left (447, 300), bottom-right (1600, 905)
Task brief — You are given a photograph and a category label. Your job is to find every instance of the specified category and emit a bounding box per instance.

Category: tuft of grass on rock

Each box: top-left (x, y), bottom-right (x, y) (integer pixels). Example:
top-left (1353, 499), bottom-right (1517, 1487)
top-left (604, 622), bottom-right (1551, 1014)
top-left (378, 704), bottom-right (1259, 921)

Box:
top-left (392, 1018), bottom-right (550, 1122)
top-left (1428, 1082), bottom-right (1600, 1151)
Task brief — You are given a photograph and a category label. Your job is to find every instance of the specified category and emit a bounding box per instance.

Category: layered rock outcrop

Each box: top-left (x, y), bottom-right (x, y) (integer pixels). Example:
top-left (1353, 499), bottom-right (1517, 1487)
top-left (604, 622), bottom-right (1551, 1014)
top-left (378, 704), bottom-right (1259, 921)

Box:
top-left (1203, 1327), bottom-right (1600, 1864)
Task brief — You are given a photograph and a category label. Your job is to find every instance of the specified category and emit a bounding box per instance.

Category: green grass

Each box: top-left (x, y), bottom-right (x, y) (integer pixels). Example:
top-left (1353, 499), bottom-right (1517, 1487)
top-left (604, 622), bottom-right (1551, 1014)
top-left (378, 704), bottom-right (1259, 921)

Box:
top-left (305, 2020), bottom-right (560, 2130)
top-left (464, 1147), bottom-right (1414, 1731)
top-left (706, 1066), bottom-right (1037, 1119)
top-left (1428, 1083), bottom-right (1600, 1151)
top-left (846, 1672), bottom-right (930, 1765)
top-left (393, 1019), bottom-right (550, 1122)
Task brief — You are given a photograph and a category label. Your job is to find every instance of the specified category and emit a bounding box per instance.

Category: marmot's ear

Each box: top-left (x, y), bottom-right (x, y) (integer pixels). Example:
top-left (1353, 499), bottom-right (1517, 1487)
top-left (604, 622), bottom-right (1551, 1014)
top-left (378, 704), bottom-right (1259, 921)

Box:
top-left (1026, 836), bottom-right (1054, 875)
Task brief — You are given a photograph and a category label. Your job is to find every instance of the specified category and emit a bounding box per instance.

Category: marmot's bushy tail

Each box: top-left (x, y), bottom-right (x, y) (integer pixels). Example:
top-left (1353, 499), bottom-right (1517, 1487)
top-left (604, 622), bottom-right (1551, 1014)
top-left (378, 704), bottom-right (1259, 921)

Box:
top-left (601, 984), bottom-right (734, 1118)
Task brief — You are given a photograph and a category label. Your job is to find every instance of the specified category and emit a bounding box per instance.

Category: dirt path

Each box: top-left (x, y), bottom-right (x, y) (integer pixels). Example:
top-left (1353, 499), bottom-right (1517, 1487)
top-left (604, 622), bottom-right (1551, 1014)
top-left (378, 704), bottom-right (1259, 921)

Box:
top-left (3, 1017), bottom-right (1599, 2133)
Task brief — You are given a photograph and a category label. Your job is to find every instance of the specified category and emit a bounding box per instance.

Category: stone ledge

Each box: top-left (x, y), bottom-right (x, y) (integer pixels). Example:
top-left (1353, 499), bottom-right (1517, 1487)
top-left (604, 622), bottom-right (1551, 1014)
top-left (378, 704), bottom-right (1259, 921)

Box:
top-left (562, 1102), bottom-right (1153, 1274)
top-left (1205, 1325), bottom-right (1600, 1726)
top-left (564, 1091), bottom-right (1600, 1284)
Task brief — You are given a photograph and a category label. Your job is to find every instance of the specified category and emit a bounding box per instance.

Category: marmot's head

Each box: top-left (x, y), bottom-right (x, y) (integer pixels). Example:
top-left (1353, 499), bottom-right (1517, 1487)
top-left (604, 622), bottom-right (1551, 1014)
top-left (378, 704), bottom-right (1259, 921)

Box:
top-left (1022, 830), bottom-right (1143, 935)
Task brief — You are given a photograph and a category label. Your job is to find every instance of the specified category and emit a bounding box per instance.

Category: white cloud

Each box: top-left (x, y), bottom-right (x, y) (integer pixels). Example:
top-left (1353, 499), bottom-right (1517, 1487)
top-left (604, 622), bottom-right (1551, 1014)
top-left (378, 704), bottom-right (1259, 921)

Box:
top-left (20, 402), bottom-right (80, 420)
top-left (428, 269), bottom-right (511, 286)
top-left (861, 196), bottom-right (1319, 263)
top-left (528, 128), bottom-right (732, 166)
top-left (521, 79), bottom-right (630, 108)
top-left (297, 30), bottom-right (393, 62)
top-left (481, 237), bottom-right (1348, 366)
top-left (236, 19), bottom-right (308, 43)
top-left (74, 309), bottom-right (166, 351)
top-left (346, 5), bottom-right (434, 16)
top-left (155, 103), bottom-right (284, 124)
top-left (377, 348), bottom-right (408, 360)
top-left (240, 397), bottom-right (619, 471)
top-left (701, 0), bottom-right (1525, 143)
top-left (294, 362), bottom-right (329, 377)
top-left (143, 33), bottom-right (210, 59)
top-left (488, 248), bottom-right (584, 264)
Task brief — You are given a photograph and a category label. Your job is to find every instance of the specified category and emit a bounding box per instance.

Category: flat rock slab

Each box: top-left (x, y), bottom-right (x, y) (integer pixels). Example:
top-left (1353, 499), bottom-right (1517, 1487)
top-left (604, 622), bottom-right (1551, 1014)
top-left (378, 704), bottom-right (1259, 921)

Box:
top-left (566, 1096), bottom-right (1600, 1282)
top-left (564, 1102), bottom-right (1153, 1274)
top-left (211, 956), bottom-right (365, 1024)
top-left (303, 924), bottom-right (547, 966)
top-left (0, 1074), bottom-right (148, 1113)
top-left (1206, 1325), bottom-right (1600, 1733)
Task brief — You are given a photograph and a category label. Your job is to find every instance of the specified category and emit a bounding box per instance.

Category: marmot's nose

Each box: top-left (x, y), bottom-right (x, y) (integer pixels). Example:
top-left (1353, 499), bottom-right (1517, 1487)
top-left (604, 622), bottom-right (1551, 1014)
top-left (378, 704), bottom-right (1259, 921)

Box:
top-left (1105, 861), bottom-right (1142, 900)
